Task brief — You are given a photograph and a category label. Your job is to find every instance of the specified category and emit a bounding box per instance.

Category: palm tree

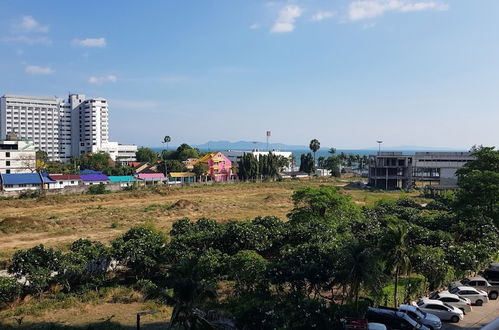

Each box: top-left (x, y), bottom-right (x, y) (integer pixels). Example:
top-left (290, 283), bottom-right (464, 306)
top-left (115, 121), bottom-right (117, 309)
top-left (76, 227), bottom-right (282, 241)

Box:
top-left (336, 241), bottom-right (384, 308)
top-left (379, 222), bottom-right (411, 307)
top-left (162, 136), bottom-right (171, 177)
top-left (309, 139), bottom-right (320, 166)
top-left (290, 154), bottom-right (296, 171)
top-left (167, 278), bottom-right (217, 330)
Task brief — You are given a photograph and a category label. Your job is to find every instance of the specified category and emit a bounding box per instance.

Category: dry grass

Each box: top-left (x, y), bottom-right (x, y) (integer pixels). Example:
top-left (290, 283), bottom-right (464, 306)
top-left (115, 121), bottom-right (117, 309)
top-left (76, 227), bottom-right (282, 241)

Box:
top-left (0, 178), bottom-right (423, 328)
top-left (0, 178), bottom-right (419, 260)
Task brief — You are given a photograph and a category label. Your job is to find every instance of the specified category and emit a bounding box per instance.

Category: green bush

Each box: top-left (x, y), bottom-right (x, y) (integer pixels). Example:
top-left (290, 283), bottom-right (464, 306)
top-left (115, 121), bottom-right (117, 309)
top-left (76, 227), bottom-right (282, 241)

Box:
top-left (18, 190), bottom-right (41, 199)
top-left (0, 276), bottom-right (21, 306)
top-left (134, 279), bottom-right (159, 299)
top-left (88, 183), bottom-right (109, 195)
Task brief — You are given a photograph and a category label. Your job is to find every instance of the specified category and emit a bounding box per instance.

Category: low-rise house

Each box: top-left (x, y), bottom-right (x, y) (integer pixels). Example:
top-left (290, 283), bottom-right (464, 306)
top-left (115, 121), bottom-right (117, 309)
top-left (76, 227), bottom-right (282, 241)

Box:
top-left (108, 175), bottom-right (137, 187)
top-left (40, 172), bottom-right (57, 190)
top-left (136, 173), bottom-right (166, 184)
top-left (194, 152), bottom-right (234, 182)
top-left (0, 173), bottom-right (43, 191)
top-left (130, 162), bottom-right (159, 174)
top-left (182, 158), bottom-right (198, 170)
top-left (49, 174), bottom-right (81, 189)
top-left (80, 173), bottom-right (109, 185)
top-left (280, 171), bottom-right (309, 179)
top-left (169, 172), bottom-right (196, 184)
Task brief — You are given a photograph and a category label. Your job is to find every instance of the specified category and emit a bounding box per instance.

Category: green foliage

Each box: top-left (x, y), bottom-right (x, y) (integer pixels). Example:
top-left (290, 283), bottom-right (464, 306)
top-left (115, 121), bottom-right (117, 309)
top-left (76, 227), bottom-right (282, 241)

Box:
top-left (88, 183), bottom-right (109, 195)
top-left (9, 245), bottom-right (62, 294)
top-left (410, 245), bottom-right (454, 291)
top-left (289, 186), bottom-right (361, 221)
top-left (136, 147), bottom-right (159, 163)
top-left (0, 277), bottom-right (21, 306)
top-left (78, 152), bottom-right (111, 171)
top-left (455, 146), bottom-right (499, 224)
top-left (229, 250), bottom-right (268, 295)
top-left (158, 159), bottom-right (187, 174)
top-left (299, 153), bottom-right (314, 175)
top-left (237, 153), bottom-right (286, 181)
top-left (111, 227), bottom-right (166, 278)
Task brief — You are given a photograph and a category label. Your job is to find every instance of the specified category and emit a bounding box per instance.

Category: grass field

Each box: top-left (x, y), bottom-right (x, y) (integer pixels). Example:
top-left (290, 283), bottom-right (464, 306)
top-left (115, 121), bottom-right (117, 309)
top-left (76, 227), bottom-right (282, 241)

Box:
top-left (0, 177), bottom-right (424, 328)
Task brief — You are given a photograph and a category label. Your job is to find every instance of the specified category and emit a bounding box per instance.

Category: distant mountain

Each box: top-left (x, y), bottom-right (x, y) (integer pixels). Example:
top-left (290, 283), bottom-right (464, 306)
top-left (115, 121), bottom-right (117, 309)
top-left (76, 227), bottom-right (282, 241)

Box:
top-left (193, 140), bottom-right (309, 151)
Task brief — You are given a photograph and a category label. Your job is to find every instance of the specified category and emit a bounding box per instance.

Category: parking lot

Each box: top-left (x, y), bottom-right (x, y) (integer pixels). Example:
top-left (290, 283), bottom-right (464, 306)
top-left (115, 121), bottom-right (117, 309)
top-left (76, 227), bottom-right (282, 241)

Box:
top-left (442, 299), bottom-right (499, 330)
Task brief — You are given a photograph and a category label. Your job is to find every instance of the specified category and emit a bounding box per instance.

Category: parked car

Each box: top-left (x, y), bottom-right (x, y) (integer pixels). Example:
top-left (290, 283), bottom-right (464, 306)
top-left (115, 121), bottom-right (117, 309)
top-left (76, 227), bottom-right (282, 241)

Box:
top-left (398, 304), bottom-right (442, 330)
top-left (415, 299), bottom-right (464, 323)
top-left (443, 286), bottom-right (489, 306)
top-left (483, 263), bottom-right (499, 282)
top-left (456, 276), bottom-right (499, 300)
top-left (430, 292), bottom-right (472, 314)
top-left (366, 307), bottom-right (430, 330)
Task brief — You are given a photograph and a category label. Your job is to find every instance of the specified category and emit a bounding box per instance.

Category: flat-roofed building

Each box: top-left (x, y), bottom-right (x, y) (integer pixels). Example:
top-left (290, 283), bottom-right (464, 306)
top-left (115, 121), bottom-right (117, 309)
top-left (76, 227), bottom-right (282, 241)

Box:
top-left (0, 93), bottom-right (136, 162)
top-left (368, 151), bottom-right (474, 190)
top-left (0, 133), bottom-right (36, 174)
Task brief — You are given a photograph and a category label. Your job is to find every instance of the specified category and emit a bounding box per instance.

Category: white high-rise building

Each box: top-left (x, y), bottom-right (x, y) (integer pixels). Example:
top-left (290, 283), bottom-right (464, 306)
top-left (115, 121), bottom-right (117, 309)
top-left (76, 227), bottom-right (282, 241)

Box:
top-left (0, 93), bottom-right (136, 162)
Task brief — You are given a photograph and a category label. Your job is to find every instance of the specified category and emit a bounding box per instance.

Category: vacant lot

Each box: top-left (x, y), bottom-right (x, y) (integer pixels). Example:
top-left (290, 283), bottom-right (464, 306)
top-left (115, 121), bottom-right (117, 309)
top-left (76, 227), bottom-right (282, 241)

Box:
top-left (0, 178), bottom-right (419, 260)
top-left (0, 178), bottom-right (424, 328)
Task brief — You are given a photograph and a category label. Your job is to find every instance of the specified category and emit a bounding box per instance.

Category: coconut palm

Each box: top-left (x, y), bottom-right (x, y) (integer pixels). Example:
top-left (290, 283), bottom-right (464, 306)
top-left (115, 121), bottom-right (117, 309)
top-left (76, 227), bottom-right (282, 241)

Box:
top-left (336, 241), bottom-right (384, 308)
top-left (309, 139), bottom-right (320, 166)
top-left (379, 222), bottom-right (411, 307)
top-left (163, 136), bottom-right (171, 151)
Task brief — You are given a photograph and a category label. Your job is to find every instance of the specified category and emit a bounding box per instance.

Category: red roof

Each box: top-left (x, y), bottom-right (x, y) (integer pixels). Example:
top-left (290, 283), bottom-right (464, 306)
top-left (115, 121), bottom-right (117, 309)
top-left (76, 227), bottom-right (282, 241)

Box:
top-left (49, 174), bottom-right (81, 181)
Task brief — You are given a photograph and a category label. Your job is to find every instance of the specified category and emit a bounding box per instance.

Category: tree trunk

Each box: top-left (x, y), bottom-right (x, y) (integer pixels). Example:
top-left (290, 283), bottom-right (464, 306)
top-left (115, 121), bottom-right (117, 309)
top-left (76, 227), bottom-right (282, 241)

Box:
top-left (394, 266), bottom-right (400, 307)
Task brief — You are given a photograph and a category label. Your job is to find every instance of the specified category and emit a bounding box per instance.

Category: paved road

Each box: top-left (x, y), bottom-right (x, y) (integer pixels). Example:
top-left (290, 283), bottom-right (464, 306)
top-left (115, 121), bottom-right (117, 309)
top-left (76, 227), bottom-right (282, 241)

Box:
top-left (442, 299), bottom-right (499, 330)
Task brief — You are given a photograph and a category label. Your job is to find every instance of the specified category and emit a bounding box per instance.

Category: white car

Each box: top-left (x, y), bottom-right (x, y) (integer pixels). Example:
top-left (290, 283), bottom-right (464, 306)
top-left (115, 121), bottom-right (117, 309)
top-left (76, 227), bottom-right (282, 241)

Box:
top-left (416, 299), bottom-right (464, 323)
top-left (368, 323), bottom-right (388, 330)
top-left (399, 304), bottom-right (442, 330)
top-left (445, 286), bottom-right (489, 306)
top-left (432, 292), bottom-right (472, 314)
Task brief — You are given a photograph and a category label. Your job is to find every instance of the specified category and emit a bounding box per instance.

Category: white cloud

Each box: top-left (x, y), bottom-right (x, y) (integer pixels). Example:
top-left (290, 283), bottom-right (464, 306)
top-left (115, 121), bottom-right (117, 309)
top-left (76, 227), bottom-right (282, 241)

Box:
top-left (88, 75), bottom-right (117, 85)
top-left (348, 0), bottom-right (448, 21)
top-left (25, 65), bottom-right (53, 75)
top-left (311, 11), bottom-right (334, 22)
top-left (13, 16), bottom-right (49, 33)
top-left (271, 5), bottom-right (303, 33)
top-left (72, 37), bottom-right (107, 48)
top-left (1, 35), bottom-right (52, 45)
top-left (249, 23), bottom-right (261, 29)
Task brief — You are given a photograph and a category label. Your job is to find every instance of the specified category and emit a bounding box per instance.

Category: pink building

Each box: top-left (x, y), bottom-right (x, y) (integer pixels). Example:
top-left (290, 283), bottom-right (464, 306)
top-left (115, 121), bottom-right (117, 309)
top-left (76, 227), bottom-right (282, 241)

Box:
top-left (194, 152), bottom-right (234, 182)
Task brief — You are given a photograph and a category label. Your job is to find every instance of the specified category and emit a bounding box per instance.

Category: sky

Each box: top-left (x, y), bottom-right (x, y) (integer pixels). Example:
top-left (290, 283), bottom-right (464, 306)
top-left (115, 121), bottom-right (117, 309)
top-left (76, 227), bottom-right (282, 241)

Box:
top-left (0, 0), bottom-right (498, 149)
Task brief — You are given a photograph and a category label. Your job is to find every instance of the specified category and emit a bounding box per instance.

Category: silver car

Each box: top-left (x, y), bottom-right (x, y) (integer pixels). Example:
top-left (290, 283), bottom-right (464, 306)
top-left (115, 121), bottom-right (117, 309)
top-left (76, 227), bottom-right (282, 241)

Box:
top-left (445, 286), bottom-right (489, 306)
top-left (416, 299), bottom-right (464, 323)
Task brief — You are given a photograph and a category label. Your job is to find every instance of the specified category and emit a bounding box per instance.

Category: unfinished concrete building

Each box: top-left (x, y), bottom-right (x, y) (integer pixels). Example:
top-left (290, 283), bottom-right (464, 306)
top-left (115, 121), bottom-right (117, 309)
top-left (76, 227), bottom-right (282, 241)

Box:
top-left (368, 151), bottom-right (474, 190)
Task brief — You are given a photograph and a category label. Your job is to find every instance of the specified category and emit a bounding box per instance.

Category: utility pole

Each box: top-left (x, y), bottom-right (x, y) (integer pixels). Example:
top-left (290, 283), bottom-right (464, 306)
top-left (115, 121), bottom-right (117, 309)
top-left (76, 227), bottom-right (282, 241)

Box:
top-left (266, 130), bottom-right (271, 152)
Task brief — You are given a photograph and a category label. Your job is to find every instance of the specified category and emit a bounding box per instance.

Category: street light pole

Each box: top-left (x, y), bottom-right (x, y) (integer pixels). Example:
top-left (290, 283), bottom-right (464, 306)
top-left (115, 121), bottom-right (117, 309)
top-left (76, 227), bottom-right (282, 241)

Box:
top-left (376, 140), bottom-right (383, 154)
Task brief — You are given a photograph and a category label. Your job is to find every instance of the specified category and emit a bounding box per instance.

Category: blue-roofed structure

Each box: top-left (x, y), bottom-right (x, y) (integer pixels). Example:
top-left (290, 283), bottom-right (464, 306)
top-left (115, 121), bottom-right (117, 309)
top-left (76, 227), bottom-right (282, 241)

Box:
top-left (0, 173), bottom-right (43, 191)
top-left (108, 176), bottom-right (137, 187)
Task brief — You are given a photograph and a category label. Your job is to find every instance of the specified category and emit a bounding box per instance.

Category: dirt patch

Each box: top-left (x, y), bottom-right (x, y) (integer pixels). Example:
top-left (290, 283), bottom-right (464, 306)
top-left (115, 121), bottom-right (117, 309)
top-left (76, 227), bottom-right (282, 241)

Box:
top-left (0, 217), bottom-right (49, 234)
top-left (0, 302), bottom-right (171, 329)
top-left (170, 199), bottom-right (199, 210)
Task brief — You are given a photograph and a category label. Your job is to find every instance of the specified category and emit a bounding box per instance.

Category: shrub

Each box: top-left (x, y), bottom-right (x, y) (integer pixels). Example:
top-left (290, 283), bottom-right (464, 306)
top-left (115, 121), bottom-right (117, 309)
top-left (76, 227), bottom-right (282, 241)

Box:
top-left (135, 279), bottom-right (159, 299)
top-left (0, 276), bottom-right (21, 306)
top-left (18, 190), bottom-right (41, 199)
top-left (88, 183), bottom-right (108, 195)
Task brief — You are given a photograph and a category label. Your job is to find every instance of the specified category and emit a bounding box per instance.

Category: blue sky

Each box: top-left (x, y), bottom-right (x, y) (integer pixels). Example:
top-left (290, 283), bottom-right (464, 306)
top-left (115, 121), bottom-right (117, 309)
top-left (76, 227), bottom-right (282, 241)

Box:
top-left (0, 0), bottom-right (498, 149)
